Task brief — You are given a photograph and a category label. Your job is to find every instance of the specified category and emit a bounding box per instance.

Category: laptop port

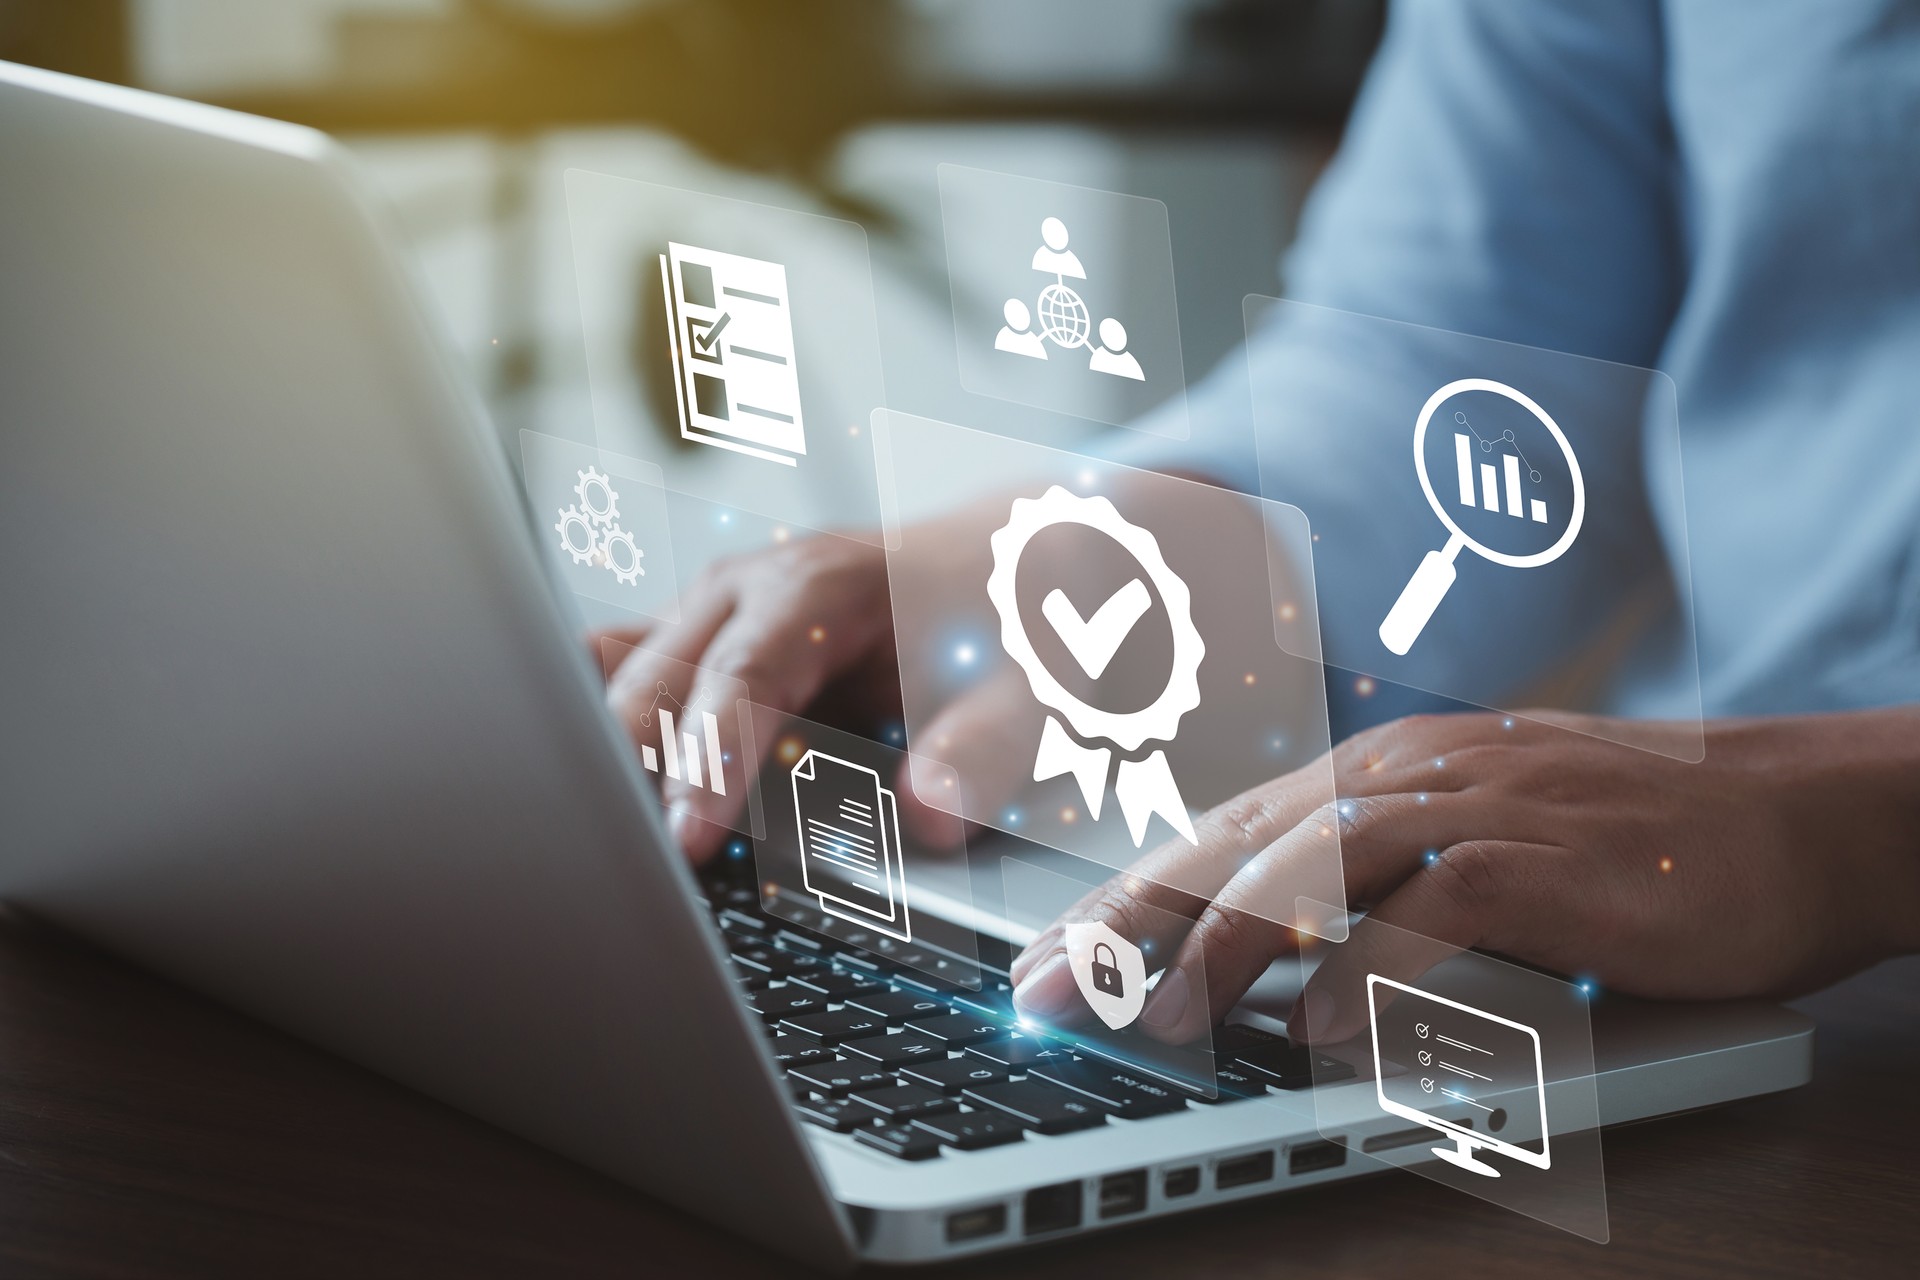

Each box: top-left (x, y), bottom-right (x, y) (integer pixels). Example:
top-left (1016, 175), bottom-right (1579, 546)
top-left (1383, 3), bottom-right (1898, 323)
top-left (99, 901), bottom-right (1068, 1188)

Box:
top-left (1098, 1170), bottom-right (1148, 1219)
top-left (1361, 1127), bottom-right (1433, 1154)
top-left (1214, 1150), bottom-right (1275, 1190)
top-left (1288, 1139), bottom-right (1347, 1176)
top-left (945, 1204), bottom-right (1007, 1243)
top-left (1023, 1181), bottom-right (1083, 1236)
top-left (1163, 1165), bottom-right (1201, 1199)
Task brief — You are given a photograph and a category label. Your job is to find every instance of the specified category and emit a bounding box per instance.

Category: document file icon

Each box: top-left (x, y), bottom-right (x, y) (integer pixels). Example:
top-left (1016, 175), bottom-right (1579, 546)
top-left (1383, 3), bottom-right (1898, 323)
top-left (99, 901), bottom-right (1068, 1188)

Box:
top-left (791, 749), bottom-right (912, 943)
top-left (659, 242), bottom-right (807, 467)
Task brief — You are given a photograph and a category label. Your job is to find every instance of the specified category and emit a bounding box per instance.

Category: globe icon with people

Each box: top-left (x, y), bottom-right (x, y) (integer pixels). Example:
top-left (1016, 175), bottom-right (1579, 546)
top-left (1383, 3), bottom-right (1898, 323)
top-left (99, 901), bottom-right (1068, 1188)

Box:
top-left (1036, 282), bottom-right (1090, 349)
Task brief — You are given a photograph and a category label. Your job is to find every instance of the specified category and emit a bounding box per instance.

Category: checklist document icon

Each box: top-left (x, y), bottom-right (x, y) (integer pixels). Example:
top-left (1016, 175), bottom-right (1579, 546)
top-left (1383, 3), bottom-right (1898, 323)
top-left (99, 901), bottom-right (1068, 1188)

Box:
top-left (658, 242), bottom-right (807, 466)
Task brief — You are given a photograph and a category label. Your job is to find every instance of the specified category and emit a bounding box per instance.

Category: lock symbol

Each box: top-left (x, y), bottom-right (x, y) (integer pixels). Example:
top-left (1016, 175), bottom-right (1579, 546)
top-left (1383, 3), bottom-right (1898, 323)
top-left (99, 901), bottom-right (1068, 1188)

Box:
top-left (1092, 942), bottom-right (1124, 997)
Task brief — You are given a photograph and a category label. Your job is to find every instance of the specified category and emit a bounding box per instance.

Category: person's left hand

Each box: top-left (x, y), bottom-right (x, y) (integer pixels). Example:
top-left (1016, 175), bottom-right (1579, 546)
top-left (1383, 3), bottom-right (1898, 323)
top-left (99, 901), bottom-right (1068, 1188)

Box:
top-left (1009, 707), bottom-right (1920, 1046)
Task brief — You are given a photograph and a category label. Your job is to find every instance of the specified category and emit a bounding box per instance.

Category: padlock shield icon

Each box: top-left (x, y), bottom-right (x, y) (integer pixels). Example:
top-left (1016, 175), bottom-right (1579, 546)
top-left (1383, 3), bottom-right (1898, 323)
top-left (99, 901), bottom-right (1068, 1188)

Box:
top-left (1064, 921), bottom-right (1148, 1030)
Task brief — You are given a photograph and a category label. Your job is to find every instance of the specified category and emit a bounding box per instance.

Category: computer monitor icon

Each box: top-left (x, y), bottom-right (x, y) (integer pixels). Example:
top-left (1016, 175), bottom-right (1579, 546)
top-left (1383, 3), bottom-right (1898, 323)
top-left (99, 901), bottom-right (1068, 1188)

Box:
top-left (1366, 975), bottom-right (1551, 1177)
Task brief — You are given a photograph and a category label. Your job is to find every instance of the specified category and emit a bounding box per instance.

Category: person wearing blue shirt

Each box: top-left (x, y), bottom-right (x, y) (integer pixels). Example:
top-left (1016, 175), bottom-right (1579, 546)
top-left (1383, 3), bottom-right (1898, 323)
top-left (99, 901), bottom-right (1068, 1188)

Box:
top-left (604, 0), bottom-right (1920, 1040)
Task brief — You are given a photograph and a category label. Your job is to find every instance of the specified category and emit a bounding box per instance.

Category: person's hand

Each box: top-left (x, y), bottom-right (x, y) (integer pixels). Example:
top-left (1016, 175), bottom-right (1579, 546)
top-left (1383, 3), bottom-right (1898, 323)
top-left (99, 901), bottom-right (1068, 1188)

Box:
top-left (594, 534), bottom-right (899, 863)
top-left (1011, 707), bottom-right (1920, 1044)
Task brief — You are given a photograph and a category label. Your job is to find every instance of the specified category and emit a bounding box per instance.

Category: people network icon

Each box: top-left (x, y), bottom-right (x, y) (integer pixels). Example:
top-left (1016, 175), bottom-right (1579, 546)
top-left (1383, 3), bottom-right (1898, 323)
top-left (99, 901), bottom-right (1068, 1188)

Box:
top-left (994, 217), bottom-right (1145, 381)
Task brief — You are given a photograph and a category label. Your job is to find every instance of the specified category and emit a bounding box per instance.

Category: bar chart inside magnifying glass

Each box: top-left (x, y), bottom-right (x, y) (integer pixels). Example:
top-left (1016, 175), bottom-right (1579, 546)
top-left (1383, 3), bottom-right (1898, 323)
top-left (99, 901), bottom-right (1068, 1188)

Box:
top-left (1379, 378), bottom-right (1585, 656)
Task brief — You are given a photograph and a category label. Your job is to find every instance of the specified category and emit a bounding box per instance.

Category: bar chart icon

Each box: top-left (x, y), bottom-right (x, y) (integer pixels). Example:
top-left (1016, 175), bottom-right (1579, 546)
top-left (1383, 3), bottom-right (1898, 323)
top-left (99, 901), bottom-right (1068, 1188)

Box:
top-left (1453, 412), bottom-right (1549, 524)
top-left (635, 682), bottom-right (727, 796)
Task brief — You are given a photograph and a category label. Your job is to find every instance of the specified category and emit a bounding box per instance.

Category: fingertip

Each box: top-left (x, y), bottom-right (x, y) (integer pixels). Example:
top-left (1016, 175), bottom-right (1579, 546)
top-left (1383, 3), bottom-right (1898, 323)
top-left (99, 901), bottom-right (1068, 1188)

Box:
top-left (1285, 986), bottom-right (1336, 1044)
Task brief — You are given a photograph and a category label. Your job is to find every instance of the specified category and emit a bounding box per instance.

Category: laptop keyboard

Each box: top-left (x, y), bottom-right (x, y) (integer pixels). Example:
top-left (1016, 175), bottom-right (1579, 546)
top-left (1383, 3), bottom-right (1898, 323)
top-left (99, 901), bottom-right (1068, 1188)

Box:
top-left (705, 884), bottom-right (1356, 1161)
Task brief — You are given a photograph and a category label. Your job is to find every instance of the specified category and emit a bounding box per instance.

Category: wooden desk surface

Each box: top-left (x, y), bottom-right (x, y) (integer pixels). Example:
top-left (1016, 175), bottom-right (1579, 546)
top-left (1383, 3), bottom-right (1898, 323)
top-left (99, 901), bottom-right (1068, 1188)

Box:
top-left (1, 910), bottom-right (1913, 1278)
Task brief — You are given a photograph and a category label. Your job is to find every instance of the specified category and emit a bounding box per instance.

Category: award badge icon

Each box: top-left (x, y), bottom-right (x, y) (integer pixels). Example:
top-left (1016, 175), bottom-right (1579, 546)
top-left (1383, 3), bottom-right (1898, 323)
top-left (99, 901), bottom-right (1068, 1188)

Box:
top-left (1065, 920), bottom-right (1148, 1030)
top-left (986, 485), bottom-right (1205, 847)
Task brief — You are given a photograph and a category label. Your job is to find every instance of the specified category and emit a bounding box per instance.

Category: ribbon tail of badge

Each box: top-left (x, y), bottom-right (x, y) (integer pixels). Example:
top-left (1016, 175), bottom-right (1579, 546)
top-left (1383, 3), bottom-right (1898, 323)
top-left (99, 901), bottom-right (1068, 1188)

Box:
top-left (1115, 751), bottom-right (1196, 846)
top-left (1034, 714), bottom-right (1111, 820)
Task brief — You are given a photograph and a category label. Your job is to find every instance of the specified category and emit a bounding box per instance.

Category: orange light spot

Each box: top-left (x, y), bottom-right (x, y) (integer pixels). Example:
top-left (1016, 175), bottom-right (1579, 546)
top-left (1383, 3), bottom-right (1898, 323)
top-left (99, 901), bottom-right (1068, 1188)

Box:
top-left (1277, 602), bottom-right (1298, 622)
top-left (1060, 807), bottom-right (1078, 825)
top-left (1658, 857), bottom-right (1674, 874)
top-left (1354, 676), bottom-right (1376, 697)
top-left (775, 736), bottom-right (804, 764)
top-left (1243, 672), bottom-right (1257, 686)
top-left (809, 626), bottom-right (826, 643)
top-left (772, 526), bottom-right (791, 543)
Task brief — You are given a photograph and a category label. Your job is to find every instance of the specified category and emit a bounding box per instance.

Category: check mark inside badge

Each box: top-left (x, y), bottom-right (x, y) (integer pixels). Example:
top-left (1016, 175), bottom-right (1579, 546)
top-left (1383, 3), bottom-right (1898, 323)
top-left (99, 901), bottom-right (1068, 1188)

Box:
top-left (1042, 578), bottom-right (1151, 680)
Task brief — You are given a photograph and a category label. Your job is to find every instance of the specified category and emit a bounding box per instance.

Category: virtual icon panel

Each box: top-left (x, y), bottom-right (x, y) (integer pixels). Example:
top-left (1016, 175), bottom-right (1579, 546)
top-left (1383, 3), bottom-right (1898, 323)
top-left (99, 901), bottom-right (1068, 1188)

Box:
top-left (879, 409), bottom-right (1347, 944)
top-left (939, 164), bottom-right (1187, 437)
top-left (566, 169), bottom-right (889, 544)
top-left (520, 430), bottom-right (681, 623)
top-left (1244, 296), bottom-right (1703, 763)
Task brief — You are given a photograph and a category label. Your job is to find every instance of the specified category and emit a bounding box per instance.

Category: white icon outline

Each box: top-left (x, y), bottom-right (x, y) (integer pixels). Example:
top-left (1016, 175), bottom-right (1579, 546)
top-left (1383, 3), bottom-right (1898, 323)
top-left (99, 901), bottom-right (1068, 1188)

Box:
top-left (1378, 378), bottom-right (1585, 655)
top-left (792, 749), bottom-right (912, 944)
top-left (987, 486), bottom-right (1203, 846)
top-left (658, 242), bottom-right (807, 467)
top-left (1366, 974), bottom-right (1551, 1177)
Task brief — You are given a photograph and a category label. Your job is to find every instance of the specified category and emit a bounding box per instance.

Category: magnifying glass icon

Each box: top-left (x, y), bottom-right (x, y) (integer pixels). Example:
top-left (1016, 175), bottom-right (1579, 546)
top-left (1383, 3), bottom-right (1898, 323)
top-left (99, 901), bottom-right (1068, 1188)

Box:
top-left (1378, 378), bottom-right (1585, 656)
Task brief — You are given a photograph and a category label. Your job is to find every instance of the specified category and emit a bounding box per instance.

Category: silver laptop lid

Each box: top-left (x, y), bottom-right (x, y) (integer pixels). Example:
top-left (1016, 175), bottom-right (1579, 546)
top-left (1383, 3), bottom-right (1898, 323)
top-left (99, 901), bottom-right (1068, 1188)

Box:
top-left (0, 60), bottom-right (856, 1272)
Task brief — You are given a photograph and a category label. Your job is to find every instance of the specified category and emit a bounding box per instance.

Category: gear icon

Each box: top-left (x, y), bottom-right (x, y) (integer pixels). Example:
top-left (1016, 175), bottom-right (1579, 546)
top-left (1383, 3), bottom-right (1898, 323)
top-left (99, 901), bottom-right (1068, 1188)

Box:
top-left (598, 525), bottom-right (645, 585)
top-left (574, 466), bottom-right (619, 527)
top-left (553, 504), bottom-right (597, 565)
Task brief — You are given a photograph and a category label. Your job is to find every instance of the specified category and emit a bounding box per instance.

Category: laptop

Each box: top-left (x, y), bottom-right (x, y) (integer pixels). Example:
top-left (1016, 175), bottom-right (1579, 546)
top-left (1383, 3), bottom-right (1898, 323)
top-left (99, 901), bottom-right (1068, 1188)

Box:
top-left (0, 61), bottom-right (1813, 1268)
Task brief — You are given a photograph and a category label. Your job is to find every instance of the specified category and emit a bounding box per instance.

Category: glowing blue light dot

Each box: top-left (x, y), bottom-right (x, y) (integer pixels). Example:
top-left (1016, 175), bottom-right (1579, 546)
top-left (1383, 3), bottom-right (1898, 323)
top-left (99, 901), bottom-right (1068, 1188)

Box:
top-left (955, 643), bottom-right (977, 665)
top-left (1423, 849), bottom-right (1439, 866)
top-left (1433, 757), bottom-right (1445, 769)
top-left (1503, 718), bottom-right (1514, 730)
top-left (1003, 808), bottom-right (1022, 827)
top-left (1416, 792), bottom-right (1429, 805)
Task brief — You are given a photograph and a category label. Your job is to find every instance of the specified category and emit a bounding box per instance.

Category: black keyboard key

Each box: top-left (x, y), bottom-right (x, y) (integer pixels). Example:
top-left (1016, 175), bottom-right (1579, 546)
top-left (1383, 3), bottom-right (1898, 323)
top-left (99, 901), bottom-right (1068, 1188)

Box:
top-left (1213, 1022), bottom-right (1289, 1056)
top-left (771, 1041), bottom-right (836, 1069)
top-left (790, 1059), bottom-right (896, 1096)
top-left (778, 1010), bottom-right (891, 1045)
top-left (717, 907), bottom-right (767, 936)
top-left (788, 969), bottom-right (888, 1000)
top-left (796, 1098), bottom-right (878, 1133)
top-left (732, 965), bottom-right (774, 991)
top-left (849, 1084), bottom-right (959, 1122)
top-left (731, 945), bottom-right (822, 978)
top-left (966, 1037), bottom-right (1078, 1070)
top-left (900, 1057), bottom-right (1011, 1095)
top-left (854, 1124), bottom-right (944, 1161)
top-left (840, 1035), bottom-right (948, 1066)
top-left (1229, 1040), bottom-right (1316, 1089)
top-left (1201, 1061), bottom-right (1267, 1101)
top-left (745, 990), bottom-right (828, 1024)
top-left (948, 983), bottom-right (1017, 1021)
top-left (1026, 1060), bottom-right (1192, 1119)
top-left (910, 1111), bottom-right (1029, 1150)
top-left (843, 989), bottom-right (949, 1024)
top-left (903, 1013), bottom-right (1005, 1047)
top-left (962, 1080), bottom-right (1111, 1134)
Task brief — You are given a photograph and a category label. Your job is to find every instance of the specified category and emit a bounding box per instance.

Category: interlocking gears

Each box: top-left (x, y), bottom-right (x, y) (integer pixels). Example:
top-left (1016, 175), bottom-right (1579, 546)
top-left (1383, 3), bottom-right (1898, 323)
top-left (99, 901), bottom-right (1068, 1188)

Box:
top-left (553, 504), bottom-right (598, 565)
top-left (599, 525), bottom-right (645, 584)
top-left (555, 466), bottom-right (643, 584)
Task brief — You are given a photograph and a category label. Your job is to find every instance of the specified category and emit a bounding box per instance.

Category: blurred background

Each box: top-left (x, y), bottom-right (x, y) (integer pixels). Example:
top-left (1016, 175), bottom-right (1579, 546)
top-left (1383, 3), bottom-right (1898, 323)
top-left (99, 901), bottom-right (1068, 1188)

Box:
top-left (0, 0), bottom-right (1382, 459)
